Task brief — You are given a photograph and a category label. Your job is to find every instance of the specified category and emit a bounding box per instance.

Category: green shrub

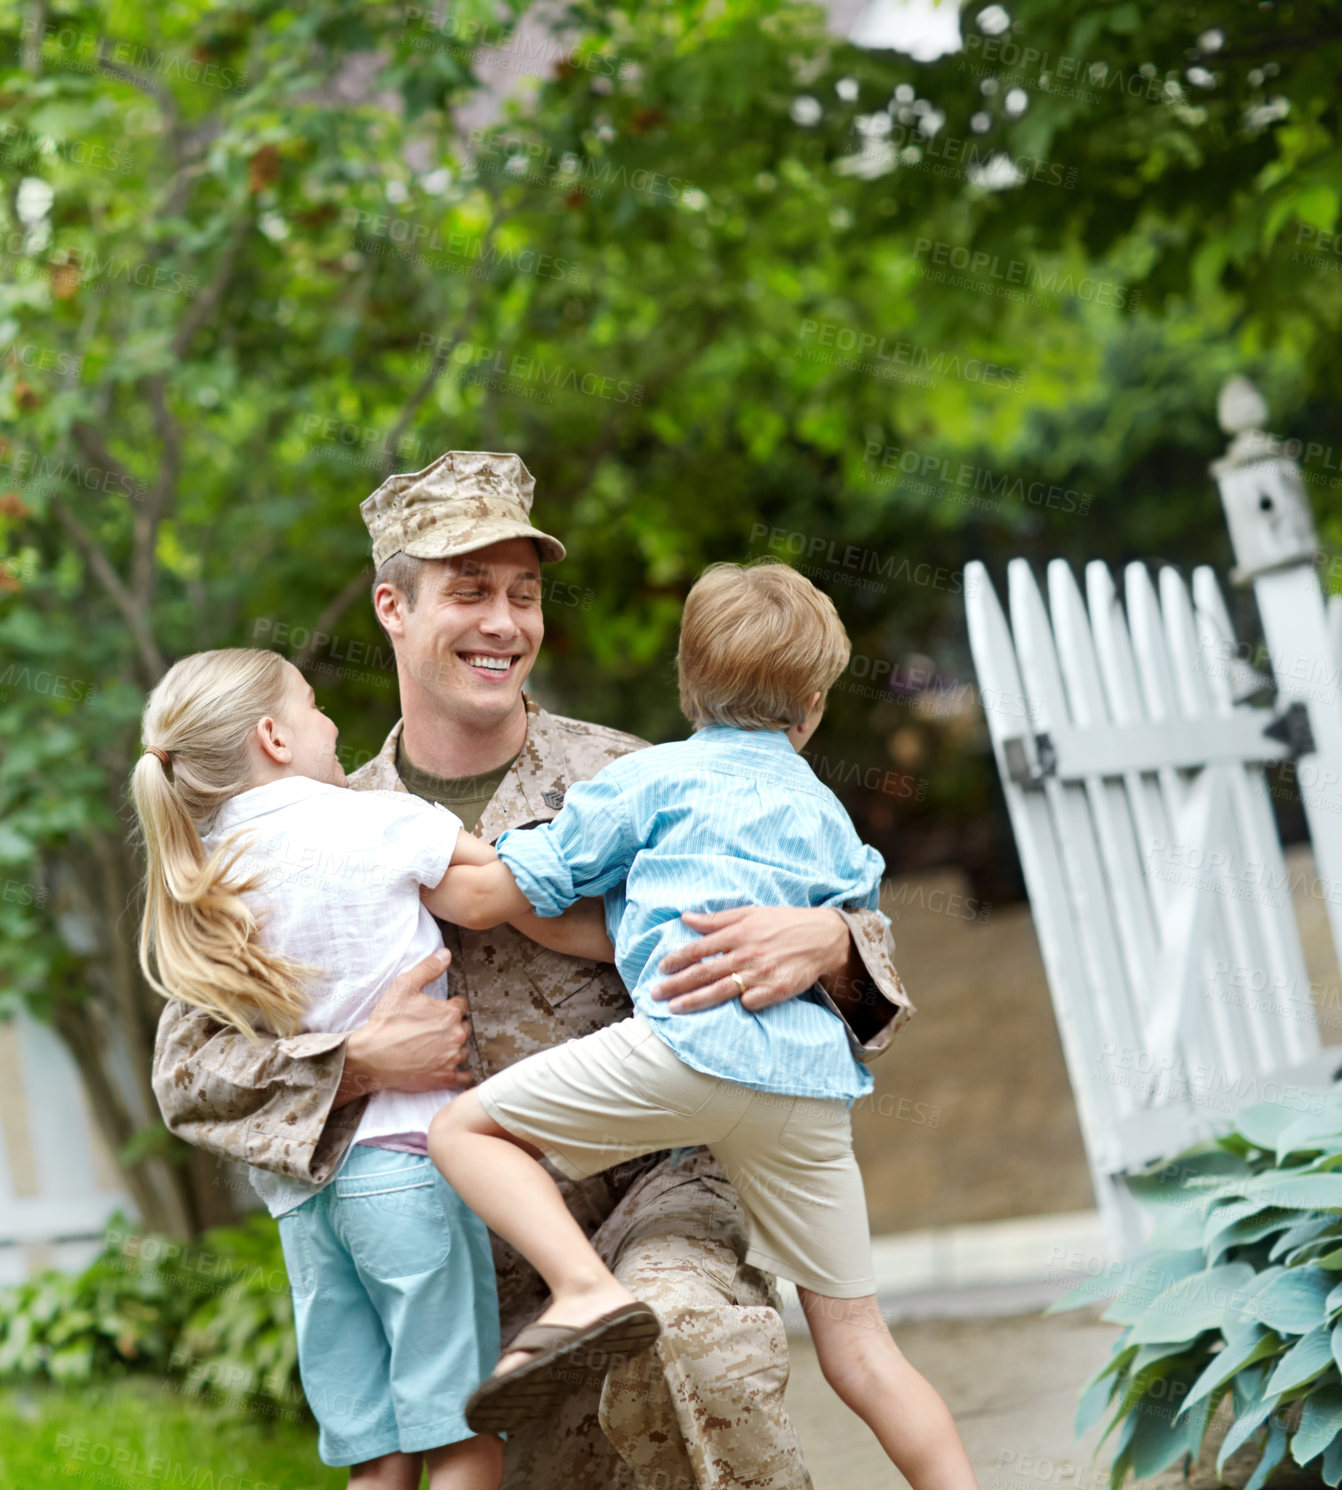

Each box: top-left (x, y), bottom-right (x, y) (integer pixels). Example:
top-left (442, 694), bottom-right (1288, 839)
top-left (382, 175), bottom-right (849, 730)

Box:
top-left (0, 1213), bottom-right (303, 1417)
top-left (1054, 1096), bottom-right (1342, 1487)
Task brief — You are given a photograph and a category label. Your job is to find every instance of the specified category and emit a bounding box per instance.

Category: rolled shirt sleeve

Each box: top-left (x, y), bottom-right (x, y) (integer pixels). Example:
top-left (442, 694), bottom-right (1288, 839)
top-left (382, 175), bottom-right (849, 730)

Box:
top-left (832, 906), bottom-right (916, 1060)
top-left (496, 769), bottom-right (639, 917)
top-left (808, 831), bottom-right (914, 1060)
top-left (152, 998), bottom-right (362, 1184)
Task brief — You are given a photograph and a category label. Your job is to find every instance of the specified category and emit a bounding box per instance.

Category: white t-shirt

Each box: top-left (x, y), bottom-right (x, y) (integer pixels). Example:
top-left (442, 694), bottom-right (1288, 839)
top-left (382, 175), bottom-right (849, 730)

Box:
top-left (201, 777), bottom-right (462, 1208)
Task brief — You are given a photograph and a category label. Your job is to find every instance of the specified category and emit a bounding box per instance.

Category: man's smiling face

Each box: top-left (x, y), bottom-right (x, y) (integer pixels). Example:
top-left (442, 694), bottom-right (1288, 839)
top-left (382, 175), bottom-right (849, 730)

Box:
top-left (379, 536), bottom-right (545, 730)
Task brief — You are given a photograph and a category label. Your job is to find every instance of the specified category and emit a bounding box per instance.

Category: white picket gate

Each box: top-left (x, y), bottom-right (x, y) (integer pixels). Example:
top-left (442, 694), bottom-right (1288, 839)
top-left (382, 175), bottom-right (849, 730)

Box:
top-left (966, 381), bottom-right (1342, 1251)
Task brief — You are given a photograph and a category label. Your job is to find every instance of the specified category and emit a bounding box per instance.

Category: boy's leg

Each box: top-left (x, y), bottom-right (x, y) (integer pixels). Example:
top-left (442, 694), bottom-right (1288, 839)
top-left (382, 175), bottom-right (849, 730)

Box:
top-left (800, 1289), bottom-right (978, 1490)
top-left (348, 1452), bottom-right (422, 1490)
top-left (430, 1018), bottom-right (730, 1374)
top-left (693, 1090), bottom-right (970, 1488)
top-left (425, 1435), bottom-right (504, 1490)
top-left (429, 1089), bottom-right (638, 1374)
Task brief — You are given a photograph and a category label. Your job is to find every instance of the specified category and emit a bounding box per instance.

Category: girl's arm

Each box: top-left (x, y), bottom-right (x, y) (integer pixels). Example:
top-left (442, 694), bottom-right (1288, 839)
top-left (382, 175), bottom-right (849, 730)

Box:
top-left (422, 835), bottom-right (615, 962)
top-left (422, 834), bottom-right (530, 928)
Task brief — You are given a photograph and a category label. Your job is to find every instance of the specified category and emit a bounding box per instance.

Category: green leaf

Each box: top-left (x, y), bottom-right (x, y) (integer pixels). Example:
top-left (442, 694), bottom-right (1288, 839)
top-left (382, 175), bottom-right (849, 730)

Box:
top-left (1294, 1387), bottom-right (1342, 1466)
top-left (1274, 1217), bottom-right (1342, 1262)
top-left (1265, 1322), bottom-right (1334, 1395)
top-left (1082, 1337), bottom-right (1139, 1392)
top-left (1248, 1269), bottom-right (1334, 1336)
top-left (1245, 1420), bottom-right (1289, 1490)
top-left (1180, 1327), bottom-right (1282, 1415)
top-left (1243, 1175), bottom-right (1342, 1211)
top-left (1095, 1251), bottom-right (1207, 1325)
top-left (1323, 1429), bottom-right (1342, 1487)
top-left (1128, 1263), bottom-right (1256, 1345)
top-left (1131, 1340), bottom-right (1195, 1372)
top-left (1108, 1408), bottom-right (1140, 1490)
top-left (1203, 1203), bottom-right (1298, 1263)
top-left (1128, 1381), bottom-right (1196, 1479)
top-left (1295, 183), bottom-right (1340, 234)
top-left (1276, 1108), bottom-right (1342, 1162)
top-left (1077, 1368), bottom-right (1119, 1436)
top-left (1181, 1380), bottom-right (1228, 1462)
top-left (1237, 1104), bottom-right (1313, 1151)
top-left (1207, 1206), bottom-right (1297, 1262)
top-left (1220, 1393), bottom-right (1284, 1475)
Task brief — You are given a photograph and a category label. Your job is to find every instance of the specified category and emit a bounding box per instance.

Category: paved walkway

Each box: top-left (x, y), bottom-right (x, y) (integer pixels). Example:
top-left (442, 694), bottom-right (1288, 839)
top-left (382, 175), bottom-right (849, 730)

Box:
top-left (771, 1210), bottom-right (1122, 1487)
top-left (785, 1306), bottom-right (1120, 1490)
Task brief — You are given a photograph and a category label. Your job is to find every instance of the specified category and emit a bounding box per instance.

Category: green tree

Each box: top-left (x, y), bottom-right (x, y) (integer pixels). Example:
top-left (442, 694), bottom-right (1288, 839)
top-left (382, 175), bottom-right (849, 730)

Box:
top-left (2, 0), bottom-right (1341, 1235)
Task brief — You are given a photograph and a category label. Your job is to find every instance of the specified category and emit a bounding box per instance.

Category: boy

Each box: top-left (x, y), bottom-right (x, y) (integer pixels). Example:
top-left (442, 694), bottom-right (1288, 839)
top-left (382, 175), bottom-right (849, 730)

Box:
top-left (425, 560), bottom-right (977, 1490)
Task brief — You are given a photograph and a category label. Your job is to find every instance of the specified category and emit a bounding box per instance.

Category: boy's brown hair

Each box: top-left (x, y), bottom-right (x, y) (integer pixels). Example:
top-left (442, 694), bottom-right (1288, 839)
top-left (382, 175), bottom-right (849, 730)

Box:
top-left (677, 560), bottom-right (851, 730)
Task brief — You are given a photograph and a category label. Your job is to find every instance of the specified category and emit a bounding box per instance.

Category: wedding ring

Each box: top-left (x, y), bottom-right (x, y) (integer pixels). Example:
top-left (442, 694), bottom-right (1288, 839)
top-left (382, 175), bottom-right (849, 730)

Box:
top-left (732, 972), bottom-right (747, 995)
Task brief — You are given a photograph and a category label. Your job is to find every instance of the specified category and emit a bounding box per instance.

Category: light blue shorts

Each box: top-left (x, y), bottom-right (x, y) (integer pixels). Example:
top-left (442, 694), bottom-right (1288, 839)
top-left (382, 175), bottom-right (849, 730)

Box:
top-left (276, 1146), bottom-right (500, 1467)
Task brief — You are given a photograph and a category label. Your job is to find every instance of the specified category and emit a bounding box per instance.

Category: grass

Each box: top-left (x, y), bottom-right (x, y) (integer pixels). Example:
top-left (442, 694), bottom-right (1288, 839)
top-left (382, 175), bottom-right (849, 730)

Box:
top-left (0, 1377), bottom-right (344, 1489)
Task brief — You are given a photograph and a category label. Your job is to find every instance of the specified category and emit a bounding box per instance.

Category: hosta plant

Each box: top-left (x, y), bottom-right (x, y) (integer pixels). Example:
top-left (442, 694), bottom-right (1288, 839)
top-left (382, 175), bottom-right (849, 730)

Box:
top-left (1052, 1095), bottom-right (1342, 1488)
top-left (0, 1212), bottom-right (300, 1415)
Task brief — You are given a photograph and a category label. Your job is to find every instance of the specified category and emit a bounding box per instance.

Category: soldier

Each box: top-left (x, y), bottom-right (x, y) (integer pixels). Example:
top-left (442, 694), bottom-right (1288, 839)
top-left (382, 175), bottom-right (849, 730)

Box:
top-left (152, 450), bottom-right (914, 1490)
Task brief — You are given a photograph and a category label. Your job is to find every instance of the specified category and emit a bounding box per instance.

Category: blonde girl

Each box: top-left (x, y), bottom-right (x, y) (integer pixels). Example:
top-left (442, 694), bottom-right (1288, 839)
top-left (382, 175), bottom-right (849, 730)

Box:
top-left (133, 648), bottom-right (604, 1490)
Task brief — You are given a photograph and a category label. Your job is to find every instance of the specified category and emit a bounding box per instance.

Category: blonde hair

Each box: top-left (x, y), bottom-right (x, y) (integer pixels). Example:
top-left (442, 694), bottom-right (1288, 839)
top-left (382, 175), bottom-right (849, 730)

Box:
top-left (677, 560), bottom-right (852, 730)
top-left (132, 649), bottom-right (313, 1040)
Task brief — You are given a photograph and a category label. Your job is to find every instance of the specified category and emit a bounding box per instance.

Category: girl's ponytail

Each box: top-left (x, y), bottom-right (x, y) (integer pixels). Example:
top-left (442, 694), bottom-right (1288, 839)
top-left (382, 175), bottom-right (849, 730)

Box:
top-left (133, 650), bottom-right (313, 1041)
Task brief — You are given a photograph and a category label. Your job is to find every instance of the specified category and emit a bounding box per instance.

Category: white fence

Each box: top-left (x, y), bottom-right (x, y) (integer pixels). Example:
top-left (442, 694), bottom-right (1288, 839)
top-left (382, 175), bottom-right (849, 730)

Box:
top-left (967, 383), bottom-right (1342, 1250)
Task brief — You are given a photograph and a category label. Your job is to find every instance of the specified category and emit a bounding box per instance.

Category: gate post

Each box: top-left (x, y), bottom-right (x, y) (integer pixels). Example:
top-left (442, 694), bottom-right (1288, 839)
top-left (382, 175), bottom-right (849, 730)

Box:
top-left (1211, 377), bottom-right (1342, 971)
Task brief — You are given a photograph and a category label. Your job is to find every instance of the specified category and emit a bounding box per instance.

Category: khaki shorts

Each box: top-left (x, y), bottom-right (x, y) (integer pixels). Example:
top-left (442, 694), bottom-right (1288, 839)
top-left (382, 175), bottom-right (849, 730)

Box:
top-left (476, 1014), bottom-right (876, 1298)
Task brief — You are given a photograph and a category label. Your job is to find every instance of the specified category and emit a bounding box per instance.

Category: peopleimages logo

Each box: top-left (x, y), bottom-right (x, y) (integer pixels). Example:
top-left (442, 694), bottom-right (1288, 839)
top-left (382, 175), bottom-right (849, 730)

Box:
top-left (344, 209), bottom-right (583, 283)
top-left (862, 441), bottom-right (1093, 515)
top-left (959, 35), bottom-right (1184, 106)
top-left (798, 319), bottom-right (1028, 390)
top-left (0, 122), bottom-right (132, 174)
top-left (0, 441), bottom-right (147, 500)
top-left (414, 334), bottom-right (644, 404)
top-left (747, 523), bottom-right (977, 596)
top-left (468, 130), bottom-right (696, 203)
top-left (1, 338), bottom-right (84, 377)
top-left (885, 123), bottom-right (1077, 188)
top-left (0, 236), bottom-right (199, 298)
top-left (913, 238), bottom-right (1138, 310)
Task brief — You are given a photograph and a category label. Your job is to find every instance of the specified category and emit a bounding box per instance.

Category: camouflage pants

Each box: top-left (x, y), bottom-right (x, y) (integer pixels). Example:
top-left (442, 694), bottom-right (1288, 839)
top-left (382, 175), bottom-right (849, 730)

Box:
top-left (498, 1150), bottom-right (815, 1490)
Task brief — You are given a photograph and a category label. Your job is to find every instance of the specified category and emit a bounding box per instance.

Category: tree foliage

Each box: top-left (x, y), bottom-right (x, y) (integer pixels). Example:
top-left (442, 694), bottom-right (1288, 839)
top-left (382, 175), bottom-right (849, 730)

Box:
top-left (1, 0), bottom-right (1340, 1229)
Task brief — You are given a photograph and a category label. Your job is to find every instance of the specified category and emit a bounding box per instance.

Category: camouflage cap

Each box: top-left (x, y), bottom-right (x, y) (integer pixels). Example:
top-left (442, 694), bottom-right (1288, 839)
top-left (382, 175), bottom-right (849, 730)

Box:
top-left (360, 450), bottom-right (566, 568)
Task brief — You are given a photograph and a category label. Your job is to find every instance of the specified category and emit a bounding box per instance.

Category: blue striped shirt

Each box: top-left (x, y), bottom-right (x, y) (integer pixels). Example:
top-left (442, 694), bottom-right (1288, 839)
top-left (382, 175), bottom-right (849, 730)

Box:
top-left (496, 724), bottom-right (884, 1103)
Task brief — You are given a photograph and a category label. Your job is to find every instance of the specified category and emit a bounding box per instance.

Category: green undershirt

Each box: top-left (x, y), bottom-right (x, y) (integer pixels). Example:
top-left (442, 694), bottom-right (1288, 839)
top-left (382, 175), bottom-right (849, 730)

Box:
top-left (395, 735), bottom-right (518, 833)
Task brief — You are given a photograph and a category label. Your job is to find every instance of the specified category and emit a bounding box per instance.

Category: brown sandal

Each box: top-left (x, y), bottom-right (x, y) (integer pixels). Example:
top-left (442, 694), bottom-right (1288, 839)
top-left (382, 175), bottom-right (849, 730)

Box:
top-left (465, 1302), bottom-right (662, 1434)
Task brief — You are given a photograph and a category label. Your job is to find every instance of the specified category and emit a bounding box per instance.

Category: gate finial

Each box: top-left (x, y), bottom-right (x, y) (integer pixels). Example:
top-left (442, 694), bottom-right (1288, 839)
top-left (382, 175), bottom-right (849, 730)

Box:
top-left (1211, 376), bottom-right (1316, 579)
top-left (1216, 375), bottom-right (1274, 469)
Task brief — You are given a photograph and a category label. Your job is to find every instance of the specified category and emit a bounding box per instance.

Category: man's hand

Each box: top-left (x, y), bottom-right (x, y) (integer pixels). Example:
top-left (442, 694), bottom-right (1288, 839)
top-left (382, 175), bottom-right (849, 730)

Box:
top-left (333, 948), bottom-right (474, 1107)
top-left (650, 906), bottom-right (850, 1015)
